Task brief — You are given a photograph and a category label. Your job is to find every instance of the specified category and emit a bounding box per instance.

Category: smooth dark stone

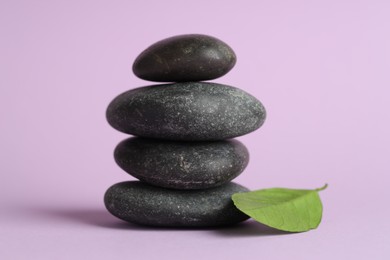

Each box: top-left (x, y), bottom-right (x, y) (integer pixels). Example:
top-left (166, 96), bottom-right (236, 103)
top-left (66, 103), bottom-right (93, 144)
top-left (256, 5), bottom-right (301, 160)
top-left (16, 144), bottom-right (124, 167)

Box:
top-left (114, 137), bottom-right (249, 190)
top-left (106, 82), bottom-right (266, 141)
top-left (132, 34), bottom-right (236, 82)
top-left (104, 181), bottom-right (250, 227)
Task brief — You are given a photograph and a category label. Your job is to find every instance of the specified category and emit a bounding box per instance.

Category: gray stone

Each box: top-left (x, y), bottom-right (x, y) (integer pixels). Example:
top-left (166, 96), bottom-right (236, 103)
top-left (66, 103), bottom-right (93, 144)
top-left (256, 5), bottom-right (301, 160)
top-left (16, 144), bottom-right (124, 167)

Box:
top-left (132, 34), bottom-right (236, 82)
top-left (104, 181), bottom-right (250, 227)
top-left (114, 137), bottom-right (249, 190)
top-left (106, 82), bottom-right (266, 141)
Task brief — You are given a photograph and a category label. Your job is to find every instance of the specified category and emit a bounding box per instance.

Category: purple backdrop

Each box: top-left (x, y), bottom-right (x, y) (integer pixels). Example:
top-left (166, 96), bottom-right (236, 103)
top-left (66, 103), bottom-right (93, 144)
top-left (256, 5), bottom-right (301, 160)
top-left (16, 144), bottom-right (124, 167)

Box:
top-left (1, 0), bottom-right (389, 259)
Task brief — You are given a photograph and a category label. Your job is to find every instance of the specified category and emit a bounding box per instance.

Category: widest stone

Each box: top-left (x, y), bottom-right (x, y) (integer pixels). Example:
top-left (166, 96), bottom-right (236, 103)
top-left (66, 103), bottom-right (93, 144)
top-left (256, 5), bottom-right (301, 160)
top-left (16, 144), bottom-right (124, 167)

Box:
top-left (104, 181), bottom-right (250, 227)
top-left (114, 137), bottom-right (249, 190)
top-left (106, 82), bottom-right (266, 141)
top-left (132, 34), bottom-right (236, 82)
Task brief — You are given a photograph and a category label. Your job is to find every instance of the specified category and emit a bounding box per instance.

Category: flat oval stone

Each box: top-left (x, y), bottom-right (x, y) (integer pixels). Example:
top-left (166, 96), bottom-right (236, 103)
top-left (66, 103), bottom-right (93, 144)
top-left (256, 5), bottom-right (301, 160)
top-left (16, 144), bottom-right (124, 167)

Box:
top-left (114, 137), bottom-right (249, 190)
top-left (104, 181), bottom-right (250, 227)
top-left (106, 82), bottom-right (266, 141)
top-left (132, 34), bottom-right (236, 82)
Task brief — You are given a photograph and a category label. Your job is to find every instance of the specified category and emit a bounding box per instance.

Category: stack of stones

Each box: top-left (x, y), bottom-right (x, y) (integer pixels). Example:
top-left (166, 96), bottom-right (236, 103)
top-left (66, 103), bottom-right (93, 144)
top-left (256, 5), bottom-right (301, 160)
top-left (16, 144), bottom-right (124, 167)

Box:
top-left (104, 34), bottom-right (266, 227)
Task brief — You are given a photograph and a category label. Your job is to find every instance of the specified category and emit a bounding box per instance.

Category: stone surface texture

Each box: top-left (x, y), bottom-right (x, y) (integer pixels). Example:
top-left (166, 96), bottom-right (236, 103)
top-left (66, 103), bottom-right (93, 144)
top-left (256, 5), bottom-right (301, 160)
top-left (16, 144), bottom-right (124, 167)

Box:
top-left (104, 181), bottom-right (250, 227)
top-left (132, 34), bottom-right (236, 82)
top-left (106, 82), bottom-right (266, 141)
top-left (114, 137), bottom-right (249, 190)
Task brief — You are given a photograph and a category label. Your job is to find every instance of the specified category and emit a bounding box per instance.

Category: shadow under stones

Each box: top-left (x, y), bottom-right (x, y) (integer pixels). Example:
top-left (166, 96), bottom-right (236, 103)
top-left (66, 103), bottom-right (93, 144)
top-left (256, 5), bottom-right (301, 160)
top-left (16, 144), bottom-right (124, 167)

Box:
top-left (212, 219), bottom-right (293, 237)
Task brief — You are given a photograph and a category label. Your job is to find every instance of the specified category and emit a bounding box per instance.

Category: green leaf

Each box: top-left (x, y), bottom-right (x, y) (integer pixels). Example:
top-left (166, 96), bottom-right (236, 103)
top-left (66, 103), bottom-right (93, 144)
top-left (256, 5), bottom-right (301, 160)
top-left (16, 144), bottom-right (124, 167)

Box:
top-left (232, 184), bottom-right (327, 232)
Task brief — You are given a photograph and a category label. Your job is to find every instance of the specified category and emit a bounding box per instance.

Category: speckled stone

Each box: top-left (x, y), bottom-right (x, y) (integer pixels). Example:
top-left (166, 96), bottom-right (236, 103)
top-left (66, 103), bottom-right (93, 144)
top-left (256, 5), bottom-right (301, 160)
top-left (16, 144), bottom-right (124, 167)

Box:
top-left (114, 137), bottom-right (249, 190)
top-left (104, 181), bottom-right (250, 227)
top-left (132, 34), bottom-right (236, 82)
top-left (106, 82), bottom-right (266, 141)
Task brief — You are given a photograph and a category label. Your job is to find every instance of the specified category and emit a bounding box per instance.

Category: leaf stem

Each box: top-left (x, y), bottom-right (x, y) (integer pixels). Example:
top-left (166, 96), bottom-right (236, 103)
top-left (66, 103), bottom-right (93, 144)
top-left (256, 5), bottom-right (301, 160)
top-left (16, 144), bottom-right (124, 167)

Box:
top-left (315, 184), bottom-right (328, 192)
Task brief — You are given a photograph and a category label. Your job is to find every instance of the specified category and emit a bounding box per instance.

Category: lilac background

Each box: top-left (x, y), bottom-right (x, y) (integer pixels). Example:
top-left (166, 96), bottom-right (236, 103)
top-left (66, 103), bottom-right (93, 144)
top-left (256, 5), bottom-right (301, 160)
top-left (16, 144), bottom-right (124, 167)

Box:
top-left (1, 0), bottom-right (389, 259)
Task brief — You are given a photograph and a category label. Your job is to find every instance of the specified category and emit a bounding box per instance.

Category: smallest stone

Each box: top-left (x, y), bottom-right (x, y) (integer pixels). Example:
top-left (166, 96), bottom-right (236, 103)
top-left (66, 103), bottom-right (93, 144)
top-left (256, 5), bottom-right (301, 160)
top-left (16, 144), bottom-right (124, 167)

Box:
top-left (132, 34), bottom-right (237, 82)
